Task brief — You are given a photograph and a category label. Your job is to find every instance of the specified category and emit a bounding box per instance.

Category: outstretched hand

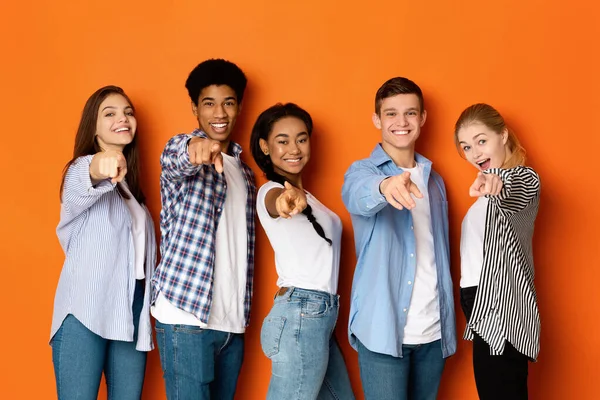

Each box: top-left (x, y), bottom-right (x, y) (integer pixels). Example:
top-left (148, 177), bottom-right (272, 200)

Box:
top-left (188, 137), bottom-right (224, 173)
top-left (90, 150), bottom-right (127, 184)
top-left (379, 171), bottom-right (423, 210)
top-left (469, 172), bottom-right (503, 197)
top-left (275, 181), bottom-right (308, 218)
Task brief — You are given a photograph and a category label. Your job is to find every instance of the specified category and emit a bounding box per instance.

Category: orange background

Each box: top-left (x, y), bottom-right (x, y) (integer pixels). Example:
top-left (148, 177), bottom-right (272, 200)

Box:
top-left (1, 0), bottom-right (599, 399)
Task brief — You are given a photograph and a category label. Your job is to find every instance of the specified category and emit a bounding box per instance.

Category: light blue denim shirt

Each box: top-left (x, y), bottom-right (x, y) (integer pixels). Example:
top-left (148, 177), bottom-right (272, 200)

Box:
top-left (342, 144), bottom-right (456, 358)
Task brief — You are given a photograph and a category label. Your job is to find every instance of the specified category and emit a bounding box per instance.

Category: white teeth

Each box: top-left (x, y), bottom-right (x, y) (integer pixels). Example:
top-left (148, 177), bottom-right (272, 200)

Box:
top-left (115, 127), bottom-right (129, 132)
top-left (211, 123), bottom-right (227, 128)
top-left (393, 130), bottom-right (409, 135)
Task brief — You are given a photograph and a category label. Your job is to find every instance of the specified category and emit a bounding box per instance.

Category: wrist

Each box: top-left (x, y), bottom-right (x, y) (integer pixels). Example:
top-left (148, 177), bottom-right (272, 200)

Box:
top-left (379, 177), bottom-right (390, 194)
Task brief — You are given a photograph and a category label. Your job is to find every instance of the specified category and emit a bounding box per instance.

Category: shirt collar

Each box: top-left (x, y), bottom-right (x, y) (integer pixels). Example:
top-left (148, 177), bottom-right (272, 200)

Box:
top-left (369, 143), bottom-right (432, 168)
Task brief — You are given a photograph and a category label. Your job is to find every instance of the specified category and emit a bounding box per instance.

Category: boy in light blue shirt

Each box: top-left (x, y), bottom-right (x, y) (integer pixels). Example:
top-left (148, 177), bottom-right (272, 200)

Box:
top-left (342, 77), bottom-right (456, 400)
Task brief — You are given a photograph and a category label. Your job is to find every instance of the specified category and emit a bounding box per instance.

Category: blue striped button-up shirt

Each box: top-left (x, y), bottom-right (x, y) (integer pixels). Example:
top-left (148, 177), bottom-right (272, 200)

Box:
top-left (51, 155), bottom-right (157, 351)
top-left (342, 145), bottom-right (457, 358)
top-left (152, 130), bottom-right (257, 326)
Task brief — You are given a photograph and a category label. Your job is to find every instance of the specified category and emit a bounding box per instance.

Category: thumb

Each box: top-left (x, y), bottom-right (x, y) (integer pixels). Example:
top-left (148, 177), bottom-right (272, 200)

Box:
top-left (284, 181), bottom-right (293, 191)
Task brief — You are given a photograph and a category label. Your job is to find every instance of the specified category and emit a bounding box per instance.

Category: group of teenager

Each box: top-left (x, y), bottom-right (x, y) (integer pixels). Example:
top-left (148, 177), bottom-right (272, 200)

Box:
top-left (49, 58), bottom-right (541, 400)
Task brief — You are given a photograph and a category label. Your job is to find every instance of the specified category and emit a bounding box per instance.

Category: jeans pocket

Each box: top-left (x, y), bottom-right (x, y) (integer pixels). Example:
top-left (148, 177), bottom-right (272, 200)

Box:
top-left (155, 327), bottom-right (167, 372)
top-left (260, 316), bottom-right (286, 358)
top-left (173, 324), bottom-right (206, 334)
top-left (302, 300), bottom-right (328, 318)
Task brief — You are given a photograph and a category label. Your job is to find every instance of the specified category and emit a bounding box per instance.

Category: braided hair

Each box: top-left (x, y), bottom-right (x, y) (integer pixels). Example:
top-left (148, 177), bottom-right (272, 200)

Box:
top-left (250, 103), bottom-right (332, 246)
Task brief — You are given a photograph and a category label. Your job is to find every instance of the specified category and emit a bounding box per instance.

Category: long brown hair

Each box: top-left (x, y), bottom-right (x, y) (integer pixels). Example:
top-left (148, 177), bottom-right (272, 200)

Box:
top-left (454, 103), bottom-right (526, 169)
top-left (59, 85), bottom-right (145, 204)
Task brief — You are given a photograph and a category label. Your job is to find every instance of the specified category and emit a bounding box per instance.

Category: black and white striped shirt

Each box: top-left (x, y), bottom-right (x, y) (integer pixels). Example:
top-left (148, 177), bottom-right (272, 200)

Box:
top-left (464, 166), bottom-right (541, 361)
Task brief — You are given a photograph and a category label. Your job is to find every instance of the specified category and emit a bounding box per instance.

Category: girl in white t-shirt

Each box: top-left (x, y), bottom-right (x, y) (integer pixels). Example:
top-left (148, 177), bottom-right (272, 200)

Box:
top-left (455, 103), bottom-right (540, 400)
top-left (250, 103), bottom-right (354, 400)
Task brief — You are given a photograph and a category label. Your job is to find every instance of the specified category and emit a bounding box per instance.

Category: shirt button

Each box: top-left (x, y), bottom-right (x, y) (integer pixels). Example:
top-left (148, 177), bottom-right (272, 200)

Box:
top-left (410, 253), bottom-right (414, 257)
top-left (411, 226), bottom-right (414, 230)
top-left (403, 308), bottom-right (407, 312)
top-left (217, 208), bottom-right (222, 212)
top-left (408, 281), bottom-right (412, 285)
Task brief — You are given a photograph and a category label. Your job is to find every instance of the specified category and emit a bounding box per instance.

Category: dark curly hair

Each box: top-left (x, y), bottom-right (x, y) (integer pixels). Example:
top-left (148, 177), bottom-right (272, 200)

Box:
top-left (185, 59), bottom-right (247, 105)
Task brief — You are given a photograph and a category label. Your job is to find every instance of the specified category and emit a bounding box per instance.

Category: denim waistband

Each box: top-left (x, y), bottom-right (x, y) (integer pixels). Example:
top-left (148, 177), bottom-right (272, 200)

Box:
top-left (274, 286), bottom-right (339, 307)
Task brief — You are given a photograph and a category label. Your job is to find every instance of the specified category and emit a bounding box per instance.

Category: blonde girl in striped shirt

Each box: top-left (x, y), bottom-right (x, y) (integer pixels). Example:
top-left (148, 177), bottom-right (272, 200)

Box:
top-left (455, 103), bottom-right (540, 400)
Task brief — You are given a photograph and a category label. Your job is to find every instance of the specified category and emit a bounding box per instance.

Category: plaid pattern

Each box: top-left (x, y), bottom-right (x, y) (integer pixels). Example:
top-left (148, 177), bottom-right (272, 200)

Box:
top-left (152, 129), bottom-right (256, 326)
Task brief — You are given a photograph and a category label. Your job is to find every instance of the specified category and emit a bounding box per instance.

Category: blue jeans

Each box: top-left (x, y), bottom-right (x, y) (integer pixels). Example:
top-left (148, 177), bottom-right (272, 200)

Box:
top-left (261, 287), bottom-right (355, 400)
top-left (51, 280), bottom-right (146, 400)
top-left (357, 338), bottom-right (445, 400)
top-left (155, 321), bottom-right (244, 400)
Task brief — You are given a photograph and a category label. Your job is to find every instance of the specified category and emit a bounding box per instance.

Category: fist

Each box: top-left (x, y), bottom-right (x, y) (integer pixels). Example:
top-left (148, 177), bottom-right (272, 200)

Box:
top-left (90, 151), bottom-right (127, 184)
top-left (188, 137), bottom-right (224, 173)
top-left (379, 171), bottom-right (423, 210)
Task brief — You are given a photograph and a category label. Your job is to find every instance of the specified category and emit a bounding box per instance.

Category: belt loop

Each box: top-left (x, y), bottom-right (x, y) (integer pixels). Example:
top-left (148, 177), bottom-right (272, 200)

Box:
top-left (286, 286), bottom-right (295, 301)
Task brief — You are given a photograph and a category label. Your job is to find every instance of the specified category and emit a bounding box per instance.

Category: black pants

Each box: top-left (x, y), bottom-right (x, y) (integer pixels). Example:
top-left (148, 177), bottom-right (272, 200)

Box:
top-left (461, 286), bottom-right (529, 400)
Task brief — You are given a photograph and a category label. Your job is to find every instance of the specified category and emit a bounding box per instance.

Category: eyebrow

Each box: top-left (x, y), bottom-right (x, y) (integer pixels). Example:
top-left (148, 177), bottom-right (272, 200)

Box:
top-left (458, 133), bottom-right (487, 144)
top-left (200, 96), bottom-right (237, 102)
top-left (101, 105), bottom-right (133, 111)
top-left (273, 132), bottom-right (308, 139)
top-left (382, 107), bottom-right (419, 113)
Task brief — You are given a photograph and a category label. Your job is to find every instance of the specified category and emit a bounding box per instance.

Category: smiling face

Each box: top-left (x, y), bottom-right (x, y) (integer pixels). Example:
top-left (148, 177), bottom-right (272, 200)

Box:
top-left (192, 84), bottom-right (240, 147)
top-left (95, 93), bottom-right (136, 152)
top-left (373, 93), bottom-right (427, 156)
top-left (457, 122), bottom-right (509, 171)
top-left (259, 116), bottom-right (311, 185)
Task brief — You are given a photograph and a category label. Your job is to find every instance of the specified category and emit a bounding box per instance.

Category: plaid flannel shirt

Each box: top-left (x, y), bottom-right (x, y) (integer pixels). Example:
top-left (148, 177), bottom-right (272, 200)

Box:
top-left (152, 129), bottom-right (256, 326)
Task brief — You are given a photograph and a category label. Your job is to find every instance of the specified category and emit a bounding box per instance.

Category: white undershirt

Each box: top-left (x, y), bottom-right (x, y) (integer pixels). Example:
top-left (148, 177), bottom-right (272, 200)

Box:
top-left (402, 163), bottom-right (442, 345)
top-left (460, 196), bottom-right (489, 288)
top-left (121, 183), bottom-right (146, 280)
top-left (151, 153), bottom-right (248, 333)
top-left (257, 181), bottom-right (342, 294)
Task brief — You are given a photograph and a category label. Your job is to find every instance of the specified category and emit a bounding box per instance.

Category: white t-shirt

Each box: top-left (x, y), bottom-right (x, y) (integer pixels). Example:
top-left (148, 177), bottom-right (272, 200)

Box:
top-left (151, 153), bottom-right (248, 333)
top-left (402, 163), bottom-right (442, 345)
top-left (257, 181), bottom-right (342, 294)
top-left (121, 183), bottom-right (146, 280)
top-left (460, 196), bottom-right (489, 288)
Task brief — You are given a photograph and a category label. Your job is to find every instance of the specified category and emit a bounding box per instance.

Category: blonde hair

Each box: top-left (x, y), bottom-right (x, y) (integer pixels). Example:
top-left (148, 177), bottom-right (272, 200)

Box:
top-left (454, 103), bottom-right (526, 169)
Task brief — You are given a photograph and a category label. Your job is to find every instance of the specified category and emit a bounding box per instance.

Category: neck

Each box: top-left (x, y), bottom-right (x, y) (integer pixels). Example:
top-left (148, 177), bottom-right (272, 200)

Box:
top-left (99, 144), bottom-right (125, 153)
top-left (271, 169), bottom-right (303, 189)
top-left (381, 142), bottom-right (416, 168)
top-left (283, 173), bottom-right (303, 189)
top-left (220, 140), bottom-right (231, 155)
top-left (501, 147), bottom-right (513, 168)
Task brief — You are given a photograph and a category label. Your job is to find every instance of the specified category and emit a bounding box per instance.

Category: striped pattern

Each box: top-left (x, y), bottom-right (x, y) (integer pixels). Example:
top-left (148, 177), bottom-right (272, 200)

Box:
top-left (464, 166), bottom-right (541, 360)
top-left (152, 130), bottom-right (256, 326)
top-left (51, 155), bottom-right (157, 351)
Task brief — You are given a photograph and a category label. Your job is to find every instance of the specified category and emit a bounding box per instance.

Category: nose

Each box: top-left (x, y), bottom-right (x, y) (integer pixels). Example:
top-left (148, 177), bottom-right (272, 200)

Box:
top-left (397, 114), bottom-right (408, 127)
top-left (214, 104), bottom-right (226, 118)
top-left (289, 142), bottom-right (300, 154)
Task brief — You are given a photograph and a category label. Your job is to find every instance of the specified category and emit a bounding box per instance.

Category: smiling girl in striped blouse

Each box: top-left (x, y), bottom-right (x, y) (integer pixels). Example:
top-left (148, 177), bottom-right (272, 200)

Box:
top-left (50, 86), bottom-right (156, 400)
top-left (455, 103), bottom-right (541, 400)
